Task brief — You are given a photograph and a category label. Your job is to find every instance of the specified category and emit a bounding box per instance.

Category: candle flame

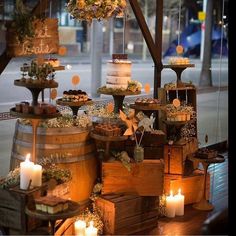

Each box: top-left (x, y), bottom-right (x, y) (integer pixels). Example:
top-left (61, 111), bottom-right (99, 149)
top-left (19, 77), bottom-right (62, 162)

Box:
top-left (26, 153), bottom-right (31, 162)
top-left (178, 188), bottom-right (181, 194)
top-left (170, 190), bottom-right (173, 196)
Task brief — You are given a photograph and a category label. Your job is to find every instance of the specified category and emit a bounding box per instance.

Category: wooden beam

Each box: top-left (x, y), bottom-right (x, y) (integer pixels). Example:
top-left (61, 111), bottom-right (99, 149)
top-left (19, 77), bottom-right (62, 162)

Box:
top-left (32, 0), bottom-right (51, 16)
top-left (154, 0), bottom-right (163, 97)
top-left (129, 0), bottom-right (159, 66)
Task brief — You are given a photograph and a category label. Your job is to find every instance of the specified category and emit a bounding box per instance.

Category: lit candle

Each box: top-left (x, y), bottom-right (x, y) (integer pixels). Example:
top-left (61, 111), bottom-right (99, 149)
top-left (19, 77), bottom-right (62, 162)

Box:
top-left (85, 221), bottom-right (98, 236)
top-left (31, 164), bottom-right (42, 187)
top-left (20, 153), bottom-right (34, 190)
top-left (175, 188), bottom-right (185, 216)
top-left (165, 190), bottom-right (176, 218)
top-left (74, 220), bottom-right (86, 236)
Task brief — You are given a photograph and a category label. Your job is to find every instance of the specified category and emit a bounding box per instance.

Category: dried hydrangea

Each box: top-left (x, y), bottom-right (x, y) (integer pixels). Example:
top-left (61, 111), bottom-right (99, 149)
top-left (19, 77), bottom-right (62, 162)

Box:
top-left (180, 122), bottom-right (196, 140)
top-left (0, 167), bottom-right (20, 189)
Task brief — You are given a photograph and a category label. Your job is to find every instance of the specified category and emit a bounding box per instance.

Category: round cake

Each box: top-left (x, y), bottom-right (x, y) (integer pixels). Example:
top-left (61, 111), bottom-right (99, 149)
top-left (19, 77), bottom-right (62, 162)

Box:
top-left (62, 89), bottom-right (88, 102)
top-left (106, 59), bottom-right (132, 90)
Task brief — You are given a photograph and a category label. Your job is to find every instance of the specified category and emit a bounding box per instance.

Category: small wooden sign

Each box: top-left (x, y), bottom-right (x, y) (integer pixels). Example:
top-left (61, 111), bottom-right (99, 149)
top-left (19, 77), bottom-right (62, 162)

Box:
top-left (173, 98), bottom-right (180, 108)
top-left (144, 83), bottom-right (151, 94)
top-left (106, 102), bottom-right (114, 113)
top-left (112, 54), bottom-right (128, 60)
top-left (50, 88), bottom-right (57, 100)
top-left (6, 18), bottom-right (59, 57)
top-left (176, 45), bottom-right (184, 55)
top-left (58, 46), bottom-right (67, 56)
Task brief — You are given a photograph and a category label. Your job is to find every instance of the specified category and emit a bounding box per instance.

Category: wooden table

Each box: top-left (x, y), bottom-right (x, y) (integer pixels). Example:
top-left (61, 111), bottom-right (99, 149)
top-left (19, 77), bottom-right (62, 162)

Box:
top-left (25, 201), bottom-right (81, 235)
top-left (188, 154), bottom-right (225, 211)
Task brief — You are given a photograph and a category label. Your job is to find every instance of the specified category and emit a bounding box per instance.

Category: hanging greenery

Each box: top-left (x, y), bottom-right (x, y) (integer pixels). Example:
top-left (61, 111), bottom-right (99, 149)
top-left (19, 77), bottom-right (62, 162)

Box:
top-left (66, 0), bottom-right (128, 23)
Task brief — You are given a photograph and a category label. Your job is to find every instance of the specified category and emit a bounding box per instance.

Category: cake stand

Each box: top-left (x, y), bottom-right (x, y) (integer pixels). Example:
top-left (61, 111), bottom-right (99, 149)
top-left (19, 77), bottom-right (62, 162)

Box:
top-left (56, 98), bottom-right (93, 117)
top-left (25, 201), bottom-right (81, 235)
top-left (10, 108), bottom-right (61, 163)
top-left (97, 90), bottom-right (141, 113)
top-left (90, 131), bottom-right (128, 160)
top-left (14, 80), bottom-right (58, 106)
top-left (188, 154), bottom-right (225, 211)
top-left (163, 64), bottom-right (195, 87)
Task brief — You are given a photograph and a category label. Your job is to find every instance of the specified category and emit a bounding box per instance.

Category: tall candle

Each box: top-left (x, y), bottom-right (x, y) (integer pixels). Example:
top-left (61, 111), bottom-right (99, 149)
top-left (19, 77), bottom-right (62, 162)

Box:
top-left (85, 221), bottom-right (98, 236)
top-left (31, 164), bottom-right (42, 187)
top-left (74, 220), bottom-right (86, 236)
top-left (175, 188), bottom-right (185, 216)
top-left (20, 154), bottom-right (34, 190)
top-left (165, 190), bottom-right (176, 218)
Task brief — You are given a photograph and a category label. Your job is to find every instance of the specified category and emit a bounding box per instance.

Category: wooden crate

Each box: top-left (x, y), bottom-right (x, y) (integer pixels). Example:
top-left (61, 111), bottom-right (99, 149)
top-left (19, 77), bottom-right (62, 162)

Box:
top-left (164, 172), bottom-right (210, 205)
top-left (0, 186), bottom-right (45, 234)
top-left (125, 132), bottom-right (166, 159)
top-left (95, 194), bottom-right (159, 235)
top-left (164, 137), bottom-right (198, 175)
top-left (54, 218), bottom-right (75, 236)
top-left (102, 160), bottom-right (164, 196)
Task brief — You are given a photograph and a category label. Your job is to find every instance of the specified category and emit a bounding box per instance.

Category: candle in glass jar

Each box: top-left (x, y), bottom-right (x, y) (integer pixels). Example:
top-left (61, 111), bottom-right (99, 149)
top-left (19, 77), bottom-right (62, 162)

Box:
top-left (31, 164), bottom-right (42, 187)
top-left (165, 190), bottom-right (176, 218)
top-left (74, 220), bottom-right (86, 236)
top-left (20, 153), bottom-right (34, 190)
top-left (175, 188), bottom-right (185, 216)
top-left (85, 221), bottom-right (98, 236)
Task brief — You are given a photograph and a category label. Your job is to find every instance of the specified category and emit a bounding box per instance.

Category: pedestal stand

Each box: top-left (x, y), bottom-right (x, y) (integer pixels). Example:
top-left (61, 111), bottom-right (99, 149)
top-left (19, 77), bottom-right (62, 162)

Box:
top-left (188, 154), bottom-right (225, 211)
top-left (97, 90), bottom-right (140, 113)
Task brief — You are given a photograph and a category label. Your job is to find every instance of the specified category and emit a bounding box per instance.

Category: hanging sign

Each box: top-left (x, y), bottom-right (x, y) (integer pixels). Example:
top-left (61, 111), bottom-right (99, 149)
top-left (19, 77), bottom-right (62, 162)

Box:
top-left (58, 46), bottom-right (67, 56)
top-left (50, 88), bottom-right (57, 100)
top-left (173, 98), bottom-right (181, 108)
top-left (198, 11), bottom-right (206, 21)
top-left (72, 75), bottom-right (80, 86)
top-left (176, 45), bottom-right (184, 55)
top-left (144, 83), bottom-right (151, 94)
top-left (6, 18), bottom-right (59, 57)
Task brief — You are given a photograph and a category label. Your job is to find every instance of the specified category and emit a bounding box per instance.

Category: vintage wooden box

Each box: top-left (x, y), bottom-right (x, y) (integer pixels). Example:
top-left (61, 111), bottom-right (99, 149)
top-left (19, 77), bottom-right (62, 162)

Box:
top-left (164, 172), bottom-right (210, 205)
top-left (164, 137), bottom-right (198, 175)
top-left (125, 131), bottom-right (166, 159)
top-left (95, 194), bottom-right (159, 235)
top-left (102, 160), bottom-right (164, 196)
top-left (0, 186), bottom-right (45, 234)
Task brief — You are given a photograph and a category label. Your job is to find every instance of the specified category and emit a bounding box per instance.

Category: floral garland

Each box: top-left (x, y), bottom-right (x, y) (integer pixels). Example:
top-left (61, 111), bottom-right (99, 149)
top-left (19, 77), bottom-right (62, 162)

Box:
top-left (67, 0), bottom-right (127, 23)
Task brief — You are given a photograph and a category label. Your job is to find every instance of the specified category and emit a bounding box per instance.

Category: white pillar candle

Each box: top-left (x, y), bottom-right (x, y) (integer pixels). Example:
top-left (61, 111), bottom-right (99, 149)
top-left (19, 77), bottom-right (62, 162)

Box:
top-left (31, 164), bottom-right (42, 187)
top-left (165, 190), bottom-right (176, 218)
top-left (20, 153), bottom-right (34, 190)
top-left (175, 188), bottom-right (185, 216)
top-left (75, 220), bottom-right (86, 236)
top-left (85, 221), bottom-right (98, 236)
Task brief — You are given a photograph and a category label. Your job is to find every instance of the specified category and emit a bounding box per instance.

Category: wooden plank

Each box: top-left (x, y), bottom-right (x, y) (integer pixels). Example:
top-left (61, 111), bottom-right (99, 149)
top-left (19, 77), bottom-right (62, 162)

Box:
top-left (164, 173), bottom-right (210, 205)
top-left (102, 160), bottom-right (164, 196)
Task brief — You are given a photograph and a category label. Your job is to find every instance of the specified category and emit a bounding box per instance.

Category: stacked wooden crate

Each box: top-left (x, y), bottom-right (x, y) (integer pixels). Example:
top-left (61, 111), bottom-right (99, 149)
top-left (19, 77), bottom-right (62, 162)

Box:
top-left (95, 159), bottom-right (164, 235)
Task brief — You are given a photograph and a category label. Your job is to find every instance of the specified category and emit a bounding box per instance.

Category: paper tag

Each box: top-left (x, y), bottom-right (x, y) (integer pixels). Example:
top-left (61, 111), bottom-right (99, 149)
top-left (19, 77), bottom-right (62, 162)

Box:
top-left (144, 83), bottom-right (151, 94)
top-left (58, 46), bottom-right (67, 56)
top-left (72, 75), bottom-right (80, 86)
top-left (173, 98), bottom-right (181, 107)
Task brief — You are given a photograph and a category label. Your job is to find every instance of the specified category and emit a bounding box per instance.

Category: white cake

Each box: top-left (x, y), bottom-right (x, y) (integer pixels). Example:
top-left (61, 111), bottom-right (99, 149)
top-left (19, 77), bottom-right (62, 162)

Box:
top-left (106, 59), bottom-right (132, 89)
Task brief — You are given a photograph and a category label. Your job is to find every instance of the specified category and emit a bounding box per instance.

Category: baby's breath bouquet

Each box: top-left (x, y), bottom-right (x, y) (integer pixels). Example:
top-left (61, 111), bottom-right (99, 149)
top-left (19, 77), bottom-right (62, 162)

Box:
top-left (67, 0), bottom-right (127, 23)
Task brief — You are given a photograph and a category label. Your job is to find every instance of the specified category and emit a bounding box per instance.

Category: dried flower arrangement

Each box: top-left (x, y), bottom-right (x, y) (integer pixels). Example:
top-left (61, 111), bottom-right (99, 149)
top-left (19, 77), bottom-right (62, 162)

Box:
top-left (165, 103), bottom-right (196, 122)
top-left (67, 0), bottom-right (127, 23)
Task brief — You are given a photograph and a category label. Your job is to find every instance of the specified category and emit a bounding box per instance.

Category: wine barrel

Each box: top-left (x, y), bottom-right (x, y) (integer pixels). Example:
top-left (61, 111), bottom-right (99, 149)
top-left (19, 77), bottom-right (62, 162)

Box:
top-left (10, 120), bottom-right (98, 203)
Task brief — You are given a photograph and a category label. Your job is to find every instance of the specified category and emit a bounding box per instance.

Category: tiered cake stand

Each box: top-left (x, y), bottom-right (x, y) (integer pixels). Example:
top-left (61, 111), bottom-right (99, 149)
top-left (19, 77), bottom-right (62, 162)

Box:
top-left (56, 99), bottom-right (93, 117)
top-left (97, 90), bottom-right (141, 113)
top-left (163, 64), bottom-right (195, 86)
top-left (10, 80), bottom-right (61, 162)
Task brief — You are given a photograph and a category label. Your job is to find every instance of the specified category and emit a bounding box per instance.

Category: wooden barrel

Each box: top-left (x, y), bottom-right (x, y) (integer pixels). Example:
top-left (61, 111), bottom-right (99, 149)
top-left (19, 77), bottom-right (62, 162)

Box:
top-left (10, 120), bottom-right (98, 203)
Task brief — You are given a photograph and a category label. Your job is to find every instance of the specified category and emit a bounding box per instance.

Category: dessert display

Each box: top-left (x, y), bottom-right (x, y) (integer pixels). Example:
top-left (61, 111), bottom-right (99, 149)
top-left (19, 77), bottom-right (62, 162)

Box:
top-left (94, 123), bottom-right (122, 136)
top-left (106, 58), bottom-right (132, 90)
top-left (168, 57), bottom-right (190, 65)
top-left (135, 98), bottom-right (161, 106)
top-left (44, 58), bottom-right (60, 67)
top-left (34, 195), bottom-right (69, 214)
top-left (62, 89), bottom-right (89, 102)
top-left (195, 148), bottom-right (218, 159)
top-left (13, 102), bottom-right (57, 115)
